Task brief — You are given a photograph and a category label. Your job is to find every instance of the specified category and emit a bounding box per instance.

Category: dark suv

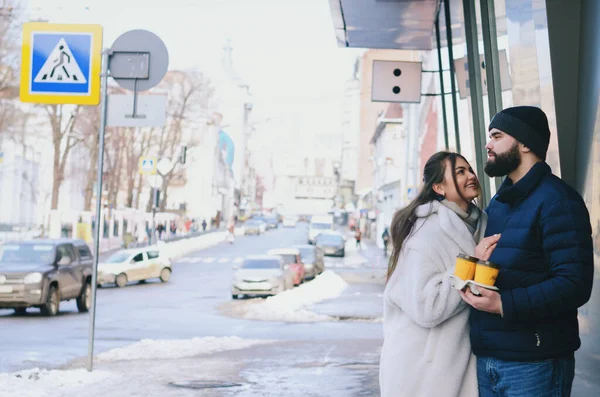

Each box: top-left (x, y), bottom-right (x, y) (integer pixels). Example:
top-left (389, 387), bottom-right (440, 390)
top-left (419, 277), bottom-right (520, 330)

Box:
top-left (0, 239), bottom-right (94, 316)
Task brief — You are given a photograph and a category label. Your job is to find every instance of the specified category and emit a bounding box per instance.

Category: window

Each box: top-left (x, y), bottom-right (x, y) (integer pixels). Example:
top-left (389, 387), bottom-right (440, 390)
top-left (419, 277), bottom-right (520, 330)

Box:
top-left (56, 245), bottom-right (75, 264)
top-left (123, 220), bottom-right (129, 234)
top-left (113, 221), bottom-right (119, 237)
top-left (147, 251), bottom-right (159, 259)
top-left (132, 253), bottom-right (144, 262)
top-left (77, 245), bottom-right (93, 259)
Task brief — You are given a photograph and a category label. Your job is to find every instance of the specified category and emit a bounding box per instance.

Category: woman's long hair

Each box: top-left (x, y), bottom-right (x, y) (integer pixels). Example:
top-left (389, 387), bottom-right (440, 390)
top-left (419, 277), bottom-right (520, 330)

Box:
top-left (387, 152), bottom-right (477, 281)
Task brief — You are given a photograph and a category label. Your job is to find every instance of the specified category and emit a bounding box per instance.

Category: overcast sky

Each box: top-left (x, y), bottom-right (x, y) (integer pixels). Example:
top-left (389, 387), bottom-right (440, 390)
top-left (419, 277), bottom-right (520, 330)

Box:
top-left (26, 0), bottom-right (364, 126)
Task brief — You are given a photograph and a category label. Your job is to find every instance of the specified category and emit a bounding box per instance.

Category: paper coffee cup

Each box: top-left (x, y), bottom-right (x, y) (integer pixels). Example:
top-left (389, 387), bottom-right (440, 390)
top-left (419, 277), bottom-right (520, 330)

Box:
top-left (454, 254), bottom-right (478, 281)
top-left (474, 260), bottom-right (499, 286)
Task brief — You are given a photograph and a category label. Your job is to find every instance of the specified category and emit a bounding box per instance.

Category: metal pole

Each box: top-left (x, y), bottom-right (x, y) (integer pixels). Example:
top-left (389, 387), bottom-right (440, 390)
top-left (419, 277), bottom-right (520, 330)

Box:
top-left (463, 0), bottom-right (491, 205)
top-left (151, 173), bottom-right (158, 245)
top-left (444, 0), bottom-right (461, 153)
top-left (479, 0), bottom-right (504, 192)
top-left (87, 48), bottom-right (110, 372)
top-left (435, 16), bottom-right (450, 150)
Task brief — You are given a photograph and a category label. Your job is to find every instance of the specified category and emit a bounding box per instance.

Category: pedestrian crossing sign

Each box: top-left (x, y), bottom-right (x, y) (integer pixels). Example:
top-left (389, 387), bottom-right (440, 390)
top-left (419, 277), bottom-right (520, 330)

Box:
top-left (139, 157), bottom-right (157, 175)
top-left (20, 23), bottom-right (103, 105)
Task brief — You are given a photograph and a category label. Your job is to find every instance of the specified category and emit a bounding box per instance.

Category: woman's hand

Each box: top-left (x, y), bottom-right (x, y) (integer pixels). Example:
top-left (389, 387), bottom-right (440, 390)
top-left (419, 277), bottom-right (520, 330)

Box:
top-left (474, 234), bottom-right (501, 260)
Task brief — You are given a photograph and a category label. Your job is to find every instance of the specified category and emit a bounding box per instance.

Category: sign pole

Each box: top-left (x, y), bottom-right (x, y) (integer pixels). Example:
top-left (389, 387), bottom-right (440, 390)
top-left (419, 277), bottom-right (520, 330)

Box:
top-left (151, 173), bottom-right (158, 245)
top-left (87, 48), bottom-right (110, 372)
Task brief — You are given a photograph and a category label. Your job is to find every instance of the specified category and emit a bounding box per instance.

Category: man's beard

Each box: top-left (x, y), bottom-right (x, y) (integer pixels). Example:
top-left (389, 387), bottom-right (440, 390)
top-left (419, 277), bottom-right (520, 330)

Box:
top-left (484, 142), bottom-right (521, 177)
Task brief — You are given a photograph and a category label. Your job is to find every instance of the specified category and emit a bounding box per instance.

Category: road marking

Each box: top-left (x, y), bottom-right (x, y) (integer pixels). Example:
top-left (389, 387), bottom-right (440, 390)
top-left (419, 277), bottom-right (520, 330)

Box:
top-left (191, 257), bottom-right (203, 263)
top-left (233, 257), bottom-right (244, 263)
top-left (218, 258), bottom-right (229, 263)
top-left (203, 258), bottom-right (216, 263)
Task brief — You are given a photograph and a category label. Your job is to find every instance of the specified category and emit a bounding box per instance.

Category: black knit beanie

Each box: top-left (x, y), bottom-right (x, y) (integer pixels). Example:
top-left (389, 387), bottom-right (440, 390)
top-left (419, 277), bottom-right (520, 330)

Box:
top-left (488, 106), bottom-right (551, 160)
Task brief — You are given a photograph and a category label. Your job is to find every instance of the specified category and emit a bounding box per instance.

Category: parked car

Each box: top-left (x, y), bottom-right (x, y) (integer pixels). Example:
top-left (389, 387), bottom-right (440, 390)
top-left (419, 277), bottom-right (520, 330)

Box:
top-left (267, 248), bottom-right (305, 285)
top-left (282, 215), bottom-right (298, 228)
top-left (231, 255), bottom-right (294, 299)
top-left (244, 220), bottom-right (263, 235)
top-left (293, 244), bottom-right (325, 279)
top-left (98, 247), bottom-right (172, 288)
top-left (308, 215), bottom-right (334, 244)
top-left (314, 232), bottom-right (346, 257)
top-left (0, 239), bottom-right (94, 316)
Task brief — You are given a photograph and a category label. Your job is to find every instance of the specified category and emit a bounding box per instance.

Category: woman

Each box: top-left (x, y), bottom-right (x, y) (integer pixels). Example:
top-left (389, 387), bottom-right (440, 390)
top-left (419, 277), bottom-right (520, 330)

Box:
top-left (379, 152), bottom-right (500, 397)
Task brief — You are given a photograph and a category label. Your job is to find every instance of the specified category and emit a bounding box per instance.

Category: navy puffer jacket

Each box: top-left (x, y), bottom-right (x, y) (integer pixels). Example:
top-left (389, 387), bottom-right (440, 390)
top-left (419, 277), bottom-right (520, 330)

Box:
top-left (470, 162), bottom-right (594, 361)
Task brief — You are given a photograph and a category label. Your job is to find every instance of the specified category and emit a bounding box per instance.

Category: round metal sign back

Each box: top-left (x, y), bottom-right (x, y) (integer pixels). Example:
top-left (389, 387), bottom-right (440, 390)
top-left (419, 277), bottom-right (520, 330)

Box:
top-left (110, 29), bottom-right (169, 92)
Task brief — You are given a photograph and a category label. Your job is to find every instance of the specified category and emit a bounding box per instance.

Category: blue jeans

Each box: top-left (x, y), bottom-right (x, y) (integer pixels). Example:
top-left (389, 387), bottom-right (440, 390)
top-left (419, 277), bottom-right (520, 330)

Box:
top-left (477, 356), bottom-right (575, 397)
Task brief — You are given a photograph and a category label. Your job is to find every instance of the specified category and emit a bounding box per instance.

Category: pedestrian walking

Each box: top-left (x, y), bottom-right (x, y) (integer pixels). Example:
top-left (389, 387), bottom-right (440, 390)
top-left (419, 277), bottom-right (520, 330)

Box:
top-left (380, 151), bottom-right (496, 397)
top-left (459, 106), bottom-right (593, 397)
top-left (381, 227), bottom-right (390, 257)
top-left (226, 217), bottom-right (235, 243)
top-left (202, 219), bottom-right (207, 232)
top-left (355, 229), bottom-right (362, 249)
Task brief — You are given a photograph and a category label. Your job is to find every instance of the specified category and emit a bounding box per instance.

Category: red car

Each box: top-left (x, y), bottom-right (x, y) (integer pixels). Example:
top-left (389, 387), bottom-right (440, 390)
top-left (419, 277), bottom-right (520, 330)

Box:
top-left (267, 248), bottom-right (305, 286)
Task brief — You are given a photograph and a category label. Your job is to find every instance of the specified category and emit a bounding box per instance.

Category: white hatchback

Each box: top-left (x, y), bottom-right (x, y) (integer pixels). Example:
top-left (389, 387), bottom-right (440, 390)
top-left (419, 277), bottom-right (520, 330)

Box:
top-left (98, 247), bottom-right (172, 288)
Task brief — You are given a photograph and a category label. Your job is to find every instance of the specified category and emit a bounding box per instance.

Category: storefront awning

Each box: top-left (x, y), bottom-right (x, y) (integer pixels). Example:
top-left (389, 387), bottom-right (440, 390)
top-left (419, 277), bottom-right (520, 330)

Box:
top-left (329, 0), bottom-right (440, 50)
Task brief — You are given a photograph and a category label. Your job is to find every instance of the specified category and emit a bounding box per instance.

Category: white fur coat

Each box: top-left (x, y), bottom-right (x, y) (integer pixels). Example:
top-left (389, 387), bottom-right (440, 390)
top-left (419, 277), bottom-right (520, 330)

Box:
top-left (379, 201), bottom-right (481, 397)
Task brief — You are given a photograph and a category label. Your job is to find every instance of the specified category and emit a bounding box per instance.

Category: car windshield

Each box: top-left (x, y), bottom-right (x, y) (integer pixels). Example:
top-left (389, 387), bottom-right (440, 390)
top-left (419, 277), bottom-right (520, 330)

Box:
top-left (311, 223), bottom-right (330, 230)
top-left (241, 259), bottom-right (280, 269)
top-left (0, 244), bottom-right (55, 264)
top-left (297, 248), bottom-right (315, 262)
top-left (105, 252), bottom-right (132, 263)
top-left (274, 254), bottom-right (296, 264)
top-left (317, 234), bottom-right (343, 244)
top-left (245, 221), bottom-right (259, 226)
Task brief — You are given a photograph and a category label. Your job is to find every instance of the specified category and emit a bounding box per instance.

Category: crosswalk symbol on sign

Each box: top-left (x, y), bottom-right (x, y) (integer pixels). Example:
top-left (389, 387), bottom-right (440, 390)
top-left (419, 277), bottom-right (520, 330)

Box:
top-left (34, 38), bottom-right (87, 83)
top-left (139, 157), bottom-right (156, 175)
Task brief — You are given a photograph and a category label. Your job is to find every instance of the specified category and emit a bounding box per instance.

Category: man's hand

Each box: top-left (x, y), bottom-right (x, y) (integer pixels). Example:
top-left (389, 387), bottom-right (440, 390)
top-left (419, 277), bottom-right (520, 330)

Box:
top-left (459, 287), bottom-right (503, 315)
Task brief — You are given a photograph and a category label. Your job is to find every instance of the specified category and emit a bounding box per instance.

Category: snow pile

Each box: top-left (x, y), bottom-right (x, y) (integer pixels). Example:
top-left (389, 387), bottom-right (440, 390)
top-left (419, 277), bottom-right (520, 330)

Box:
top-left (0, 368), bottom-right (111, 397)
top-left (159, 231), bottom-right (227, 260)
top-left (97, 335), bottom-right (273, 362)
top-left (243, 270), bottom-right (348, 322)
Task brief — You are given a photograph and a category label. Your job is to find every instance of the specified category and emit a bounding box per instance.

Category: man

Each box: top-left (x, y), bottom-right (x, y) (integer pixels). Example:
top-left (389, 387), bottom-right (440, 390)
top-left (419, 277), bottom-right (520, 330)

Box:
top-left (382, 227), bottom-right (390, 257)
top-left (460, 106), bottom-right (594, 396)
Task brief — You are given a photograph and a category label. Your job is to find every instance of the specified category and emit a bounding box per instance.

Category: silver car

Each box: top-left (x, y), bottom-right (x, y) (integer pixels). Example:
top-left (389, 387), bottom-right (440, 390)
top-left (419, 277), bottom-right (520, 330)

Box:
top-left (314, 232), bottom-right (346, 257)
top-left (231, 255), bottom-right (294, 299)
top-left (244, 220), bottom-right (263, 235)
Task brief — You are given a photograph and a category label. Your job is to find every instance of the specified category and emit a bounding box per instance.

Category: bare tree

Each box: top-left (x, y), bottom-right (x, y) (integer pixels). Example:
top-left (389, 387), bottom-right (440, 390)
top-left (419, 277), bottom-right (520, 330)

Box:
top-left (73, 105), bottom-right (101, 211)
top-left (46, 104), bottom-right (81, 210)
top-left (122, 127), bottom-right (152, 208)
top-left (144, 70), bottom-right (214, 212)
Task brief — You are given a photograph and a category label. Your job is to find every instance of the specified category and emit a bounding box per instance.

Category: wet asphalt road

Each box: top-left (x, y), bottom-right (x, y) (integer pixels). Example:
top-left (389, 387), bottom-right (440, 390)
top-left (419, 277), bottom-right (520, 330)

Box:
top-left (0, 222), bottom-right (384, 390)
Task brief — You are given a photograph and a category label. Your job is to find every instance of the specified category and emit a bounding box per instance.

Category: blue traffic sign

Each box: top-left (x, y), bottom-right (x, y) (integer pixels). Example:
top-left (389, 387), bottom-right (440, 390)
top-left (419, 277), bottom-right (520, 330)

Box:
top-left (30, 33), bottom-right (92, 95)
top-left (20, 23), bottom-right (102, 105)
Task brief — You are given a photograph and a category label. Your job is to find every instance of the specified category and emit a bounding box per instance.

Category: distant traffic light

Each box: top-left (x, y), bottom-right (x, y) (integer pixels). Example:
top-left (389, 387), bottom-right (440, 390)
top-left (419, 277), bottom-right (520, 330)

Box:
top-left (179, 145), bottom-right (187, 164)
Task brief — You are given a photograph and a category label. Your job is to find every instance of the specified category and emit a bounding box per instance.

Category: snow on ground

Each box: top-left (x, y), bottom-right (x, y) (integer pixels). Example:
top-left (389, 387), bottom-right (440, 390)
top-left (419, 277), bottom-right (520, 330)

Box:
top-left (0, 368), bottom-right (111, 397)
top-left (229, 270), bottom-right (349, 323)
top-left (97, 335), bottom-right (274, 361)
top-left (0, 337), bottom-right (275, 396)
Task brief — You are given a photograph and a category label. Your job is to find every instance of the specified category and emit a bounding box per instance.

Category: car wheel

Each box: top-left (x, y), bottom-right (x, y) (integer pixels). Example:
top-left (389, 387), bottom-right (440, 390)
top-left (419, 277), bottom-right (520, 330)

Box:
top-left (40, 285), bottom-right (59, 317)
top-left (340, 249), bottom-right (345, 257)
top-left (14, 308), bottom-right (27, 315)
top-left (76, 282), bottom-right (92, 313)
top-left (159, 268), bottom-right (171, 283)
top-left (232, 294), bottom-right (239, 300)
top-left (115, 273), bottom-right (128, 288)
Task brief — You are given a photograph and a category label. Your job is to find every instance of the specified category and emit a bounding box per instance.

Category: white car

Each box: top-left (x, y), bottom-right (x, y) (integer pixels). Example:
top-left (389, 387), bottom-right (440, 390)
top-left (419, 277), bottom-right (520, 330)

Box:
top-left (231, 255), bottom-right (294, 299)
top-left (282, 215), bottom-right (297, 228)
top-left (98, 247), bottom-right (172, 288)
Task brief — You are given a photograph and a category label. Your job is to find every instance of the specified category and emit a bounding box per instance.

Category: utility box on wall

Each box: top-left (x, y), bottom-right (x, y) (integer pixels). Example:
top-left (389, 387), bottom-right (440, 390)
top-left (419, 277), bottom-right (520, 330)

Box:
top-left (372, 60), bottom-right (422, 103)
